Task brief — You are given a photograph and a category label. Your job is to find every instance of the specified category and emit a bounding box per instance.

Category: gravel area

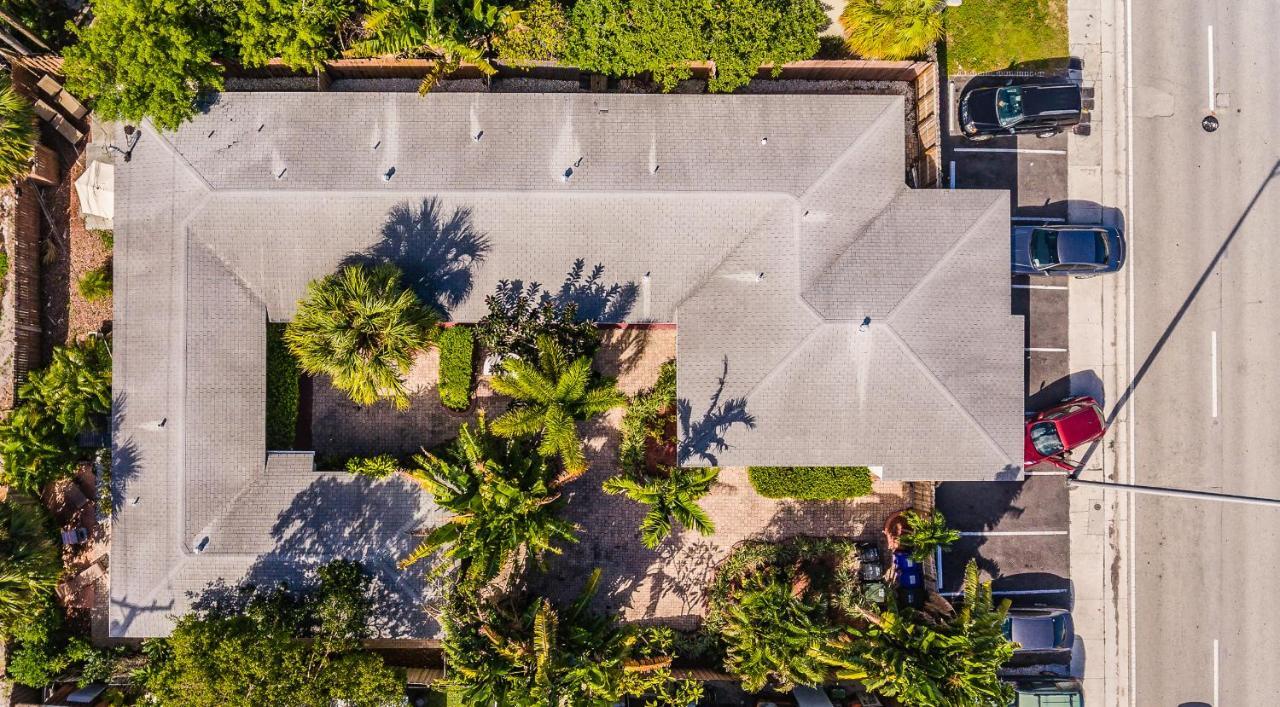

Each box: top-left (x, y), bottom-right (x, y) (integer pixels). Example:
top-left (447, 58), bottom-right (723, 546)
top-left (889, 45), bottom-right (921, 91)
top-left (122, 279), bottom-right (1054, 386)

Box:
top-left (65, 156), bottom-right (113, 343)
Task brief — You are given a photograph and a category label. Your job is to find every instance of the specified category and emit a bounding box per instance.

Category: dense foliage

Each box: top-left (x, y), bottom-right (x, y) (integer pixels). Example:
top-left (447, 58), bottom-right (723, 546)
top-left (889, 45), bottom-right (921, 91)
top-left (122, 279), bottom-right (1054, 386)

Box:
top-left (840, 0), bottom-right (943, 60)
top-left (1, 0), bottom-right (74, 48)
top-left (818, 560), bottom-right (1016, 706)
top-left (437, 325), bottom-right (475, 411)
top-left (63, 0), bottom-right (225, 131)
top-left (0, 75), bottom-right (36, 185)
top-left (0, 338), bottom-right (112, 492)
top-left (475, 279), bottom-right (601, 365)
top-left (398, 416), bottom-right (577, 585)
top-left (345, 453), bottom-right (400, 479)
top-left (143, 560), bottom-right (403, 707)
top-left (564, 0), bottom-right (826, 92)
top-left (0, 496), bottom-right (61, 640)
top-left (900, 510), bottom-right (960, 563)
top-left (286, 263), bottom-right (437, 410)
top-left (265, 323), bottom-right (300, 449)
top-left (225, 0), bottom-right (354, 71)
top-left (706, 538), bottom-right (860, 692)
top-left (748, 465), bottom-right (874, 500)
top-left (489, 335), bottom-right (625, 480)
top-left (493, 0), bottom-right (567, 66)
top-left (617, 359), bottom-right (675, 474)
top-left (441, 571), bottom-right (701, 706)
top-left (603, 466), bottom-right (717, 549)
top-left (76, 267), bottom-right (112, 302)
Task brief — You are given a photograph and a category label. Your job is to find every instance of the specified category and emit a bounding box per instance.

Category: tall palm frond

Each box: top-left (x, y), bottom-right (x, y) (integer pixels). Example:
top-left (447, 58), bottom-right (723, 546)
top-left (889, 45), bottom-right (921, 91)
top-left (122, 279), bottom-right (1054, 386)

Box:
top-left (840, 0), bottom-right (943, 61)
top-left (490, 335), bottom-right (625, 481)
top-left (603, 465), bottom-right (718, 549)
top-left (0, 75), bottom-right (36, 186)
top-left (0, 496), bottom-right (61, 638)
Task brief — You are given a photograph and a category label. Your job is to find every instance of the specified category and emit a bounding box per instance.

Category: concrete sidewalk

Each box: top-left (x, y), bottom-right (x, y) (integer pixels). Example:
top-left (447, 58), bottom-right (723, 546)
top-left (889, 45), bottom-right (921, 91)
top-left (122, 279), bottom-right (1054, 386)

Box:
top-left (1066, 0), bottom-right (1136, 704)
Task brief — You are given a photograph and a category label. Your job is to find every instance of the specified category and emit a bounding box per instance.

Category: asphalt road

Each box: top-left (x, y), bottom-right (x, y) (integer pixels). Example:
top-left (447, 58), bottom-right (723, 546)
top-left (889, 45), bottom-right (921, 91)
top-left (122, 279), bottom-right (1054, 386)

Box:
top-left (1127, 0), bottom-right (1280, 703)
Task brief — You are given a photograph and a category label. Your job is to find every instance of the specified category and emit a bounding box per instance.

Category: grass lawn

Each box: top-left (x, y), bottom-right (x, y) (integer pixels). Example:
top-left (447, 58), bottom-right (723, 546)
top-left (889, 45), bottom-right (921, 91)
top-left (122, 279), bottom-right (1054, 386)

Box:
top-left (944, 0), bottom-right (1068, 75)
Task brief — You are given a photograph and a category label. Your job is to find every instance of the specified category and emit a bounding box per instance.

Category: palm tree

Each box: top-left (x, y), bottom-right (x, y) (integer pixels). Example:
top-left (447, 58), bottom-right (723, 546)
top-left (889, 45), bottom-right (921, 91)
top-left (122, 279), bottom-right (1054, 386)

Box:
top-left (489, 335), bottom-right (626, 481)
top-left (0, 75), bottom-right (36, 186)
top-left (285, 263), bottom-right (437, 410)
top-left (817, 560), bottom-right (1015, 707)
top-left (0, 495), bottom-right (62, 637)
top-left (717, 570), bottom-right (831, 693)
top-left (602, 465), bottom-right (717, 549)
top-left (840, 0), bottom-right (943, 61)
top-left (900, 509), bottom-right (961, 562)
top-left (348, 0), bottom-right (520, 91)
top-left (398, 415), bottom-right (578, 585)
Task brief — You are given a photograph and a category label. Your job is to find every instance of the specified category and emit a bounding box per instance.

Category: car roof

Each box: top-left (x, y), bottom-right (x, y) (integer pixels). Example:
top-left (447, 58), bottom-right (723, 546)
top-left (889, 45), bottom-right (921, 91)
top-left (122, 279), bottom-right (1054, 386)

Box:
top-left (1054, 229), bottom-right (1104, 265)
top-left (1021, 83), bottom-right (1082, 116)
top-left (1010, 614), bottom-right (1059, 649)
top-left (1057, 404), bottom-right (1104, 446)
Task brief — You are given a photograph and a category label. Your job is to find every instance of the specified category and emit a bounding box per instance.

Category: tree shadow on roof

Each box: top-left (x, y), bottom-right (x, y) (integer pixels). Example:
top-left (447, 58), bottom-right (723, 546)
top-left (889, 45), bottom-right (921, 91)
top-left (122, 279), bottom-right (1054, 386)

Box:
top-left (346, 198), bottom-right (490, 318)
top-left (213, 474), bottom-right (440, 638)
top-left (109, 392), bottom-right (142, 514)
top-left (490, 258), bottom-right (639, 325)
top-left (677, 357), bottom-right (756, 467)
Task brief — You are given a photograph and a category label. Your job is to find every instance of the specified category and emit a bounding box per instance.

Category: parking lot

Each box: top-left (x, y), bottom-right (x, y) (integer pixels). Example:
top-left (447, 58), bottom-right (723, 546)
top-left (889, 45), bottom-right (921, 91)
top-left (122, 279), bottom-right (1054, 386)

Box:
top-left (934, 72), bottom-right (1080, 615)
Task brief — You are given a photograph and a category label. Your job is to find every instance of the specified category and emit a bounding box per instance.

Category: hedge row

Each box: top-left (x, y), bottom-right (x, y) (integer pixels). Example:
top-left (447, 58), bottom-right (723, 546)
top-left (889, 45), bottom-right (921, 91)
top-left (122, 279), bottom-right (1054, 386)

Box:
top-left (438, 326), bottom-right (475, 411)
top-left (747, 465), bottom-right (874, 500)
top-left (266, 323), bottom-right (300, 449)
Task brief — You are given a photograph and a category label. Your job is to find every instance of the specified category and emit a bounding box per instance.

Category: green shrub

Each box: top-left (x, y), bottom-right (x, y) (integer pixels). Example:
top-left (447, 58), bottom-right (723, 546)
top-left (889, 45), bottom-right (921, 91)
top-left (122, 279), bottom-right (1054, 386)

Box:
top-left (565, 0), bottom-right (825, 92)
top-left (494, 0), bottom-right (567, 65)
top-left (345, 454), bottom-right (399, 479)
top-left (747, 466), bottom-right (874, 500)
top-left (0, 75), bottom-right (36, 186)
top-left (266, 324), bottom-right (300, 450)
top-left (437, 326), bottom-right (474, 411)
top-left (618, 359), bottom-right (676, 474)
top-left (63, 0), bottom-right (226, 131)
top-left (0, 251), bottom-right (10, 279)
top-left (840, 0), bottom-right (942, 60)
top-left (0, 498), bottom-right (62, 641)
top-left (225, 0), bottom-right (355, 71)
top-left (77, 267), bottom-right (112, 302)
top-left (94, 230), bottom-right (115, 250)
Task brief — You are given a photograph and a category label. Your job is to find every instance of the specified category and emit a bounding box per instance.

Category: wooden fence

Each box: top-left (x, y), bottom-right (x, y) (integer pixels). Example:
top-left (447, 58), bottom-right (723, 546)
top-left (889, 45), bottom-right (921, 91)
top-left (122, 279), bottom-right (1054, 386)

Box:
top-left (7, 183), bottom-right (43, 402)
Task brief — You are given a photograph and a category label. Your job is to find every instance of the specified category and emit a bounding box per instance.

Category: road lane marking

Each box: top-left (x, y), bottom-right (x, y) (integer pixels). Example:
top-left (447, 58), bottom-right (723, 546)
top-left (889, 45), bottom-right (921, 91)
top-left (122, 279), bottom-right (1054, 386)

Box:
top-left (1207, 25), bottom-right (1216, 112)
top-left (954, 147), bottom-right (1068, 155)
top-left (949, 160), bottom-right (956, 189)
top-left (1011, 216), bottom-right (1067, 222)
top-left (1026, 347), bottom-right (1068, 352)
top-left (1125, 1), bottom-right (1138, 703)
top-left (958, 530), bottom-right (1069, 536)
top-left (1213, 639), bottom-right (1220, 706)
top-left (1013, 284), bottom-right (1069, 290)
top-left (1210, 330), bottom-right (1219, 418)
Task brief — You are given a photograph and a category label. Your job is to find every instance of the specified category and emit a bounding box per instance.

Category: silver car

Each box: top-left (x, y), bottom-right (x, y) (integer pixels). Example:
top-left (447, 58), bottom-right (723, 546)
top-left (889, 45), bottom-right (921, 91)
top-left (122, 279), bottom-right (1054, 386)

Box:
top-left (1003, 607), bottom-right (1073, 653)
top-left (1012, 225), bottom-right (1125, 277)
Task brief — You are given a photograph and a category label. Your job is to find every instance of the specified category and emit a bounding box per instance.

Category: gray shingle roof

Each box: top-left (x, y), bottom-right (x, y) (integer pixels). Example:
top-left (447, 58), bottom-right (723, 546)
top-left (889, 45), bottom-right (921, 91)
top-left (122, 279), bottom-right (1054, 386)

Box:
top-left (111, 92), bottom-right (1021, 638)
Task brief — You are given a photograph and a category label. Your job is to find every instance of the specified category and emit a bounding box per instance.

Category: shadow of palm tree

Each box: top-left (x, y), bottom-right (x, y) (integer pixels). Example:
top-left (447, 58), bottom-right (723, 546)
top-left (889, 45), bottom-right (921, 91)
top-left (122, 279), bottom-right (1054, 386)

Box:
top-left (109, 391), bottom-right (142, 513)
top-left (345, 198), bottom-right (491, 318)
top-left (677, 357), bottom-right (756, 466)
top-left (554, 259), bottom-right (638, 323)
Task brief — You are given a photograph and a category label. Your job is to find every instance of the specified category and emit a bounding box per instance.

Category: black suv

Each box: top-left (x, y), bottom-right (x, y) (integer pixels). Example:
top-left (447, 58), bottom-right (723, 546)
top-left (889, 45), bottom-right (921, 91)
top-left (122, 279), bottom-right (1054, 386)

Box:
top-left (959, 76), bottom-right (1082, 140)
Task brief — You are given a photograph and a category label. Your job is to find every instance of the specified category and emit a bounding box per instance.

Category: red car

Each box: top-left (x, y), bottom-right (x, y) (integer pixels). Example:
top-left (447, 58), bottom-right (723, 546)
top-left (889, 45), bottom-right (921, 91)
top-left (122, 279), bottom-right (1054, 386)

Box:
top-left (1025, 396), bottom-right (1107, 472)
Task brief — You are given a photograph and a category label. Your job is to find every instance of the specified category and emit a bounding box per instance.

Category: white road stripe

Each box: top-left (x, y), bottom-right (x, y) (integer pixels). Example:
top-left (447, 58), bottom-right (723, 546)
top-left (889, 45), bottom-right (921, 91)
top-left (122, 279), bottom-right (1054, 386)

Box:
top-left (1211, 330), bottom-right (1219, 418)
top-left (954, 147), bottom-right (1068, 155)
top-left (1027, 347), bottom-right (1069, 353)
top-left (1012, 284), bottom-right (1069, 290)
top-left (1207, 25), bottom-right (1216, 112)
top-left (1213, 639), bottom-right (1220, 706)
top-left (1011, 216), bottom-right (1067, 222)
top-left (1025, 469), bottom-right (1072, 476)
top-left (941, 588), bottom-right (1071, 597)
top-left (958, 530), bottom-right (1069, 537)
top-left (1125, 0), bottom-right (1138, 704)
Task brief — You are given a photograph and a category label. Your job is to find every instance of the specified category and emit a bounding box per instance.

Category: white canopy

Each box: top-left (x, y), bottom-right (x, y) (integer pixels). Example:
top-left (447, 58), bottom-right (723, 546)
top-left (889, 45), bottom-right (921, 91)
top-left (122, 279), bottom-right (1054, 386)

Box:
top-left (74, 160), bottom-right (114, 219)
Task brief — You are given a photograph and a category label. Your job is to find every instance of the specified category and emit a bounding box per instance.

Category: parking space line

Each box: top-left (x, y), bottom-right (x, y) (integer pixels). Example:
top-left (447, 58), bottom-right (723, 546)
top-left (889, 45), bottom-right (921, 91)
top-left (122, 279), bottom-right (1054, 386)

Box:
top-left (1011, 216), bottom-right (1067, 222)
top-left (1207, 25), bottom-right (1216, 112)
top-left (949, 160), bottom-right (956, 189)
top-left (1025, 469), bottom-right (1071, 476)
top-left (941, 588), bottom-right (1071, 597)
top-left (1012, 284), bottom-right (1069, 290)
top-left (1026, 347), bottom-right (1068, 353)
top-left (1211, 330), bottom-right (1219, 418)
top-left (958, 530), bottom-right (1069, 537)
top-left (954, 147), bottom-right (1068, 155)
top-left (1213, 639), bottom-right (1220, 706)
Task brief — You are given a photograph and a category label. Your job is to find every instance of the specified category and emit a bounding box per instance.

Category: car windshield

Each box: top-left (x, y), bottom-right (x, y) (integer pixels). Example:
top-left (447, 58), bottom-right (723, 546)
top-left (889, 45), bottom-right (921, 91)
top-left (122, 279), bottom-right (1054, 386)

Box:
top-left (996, 86), bottom-right (1025, 126)
top-left (1030, 229), bottom-right (1058, 267)
top-left (1093, 231), bottom-right (1110, 262)
top-left (1030, 422), bottom-right (1064, 456)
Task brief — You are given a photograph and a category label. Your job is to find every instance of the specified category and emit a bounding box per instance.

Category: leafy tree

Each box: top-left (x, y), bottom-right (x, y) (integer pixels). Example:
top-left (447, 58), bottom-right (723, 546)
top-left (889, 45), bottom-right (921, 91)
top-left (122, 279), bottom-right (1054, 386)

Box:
top-left (489, 335), bottom-right (625, 480)
top-left (840, 0), bottom-right (942, 60)
top-left (63, 0), bottom-right (226, 131)
top-left (0, 338), bottom-right (112, 492)
top-left (565, 0), bottom-right (825, 92)
top-left (398, 415), bottom-right (577, 585)
top-left (224, 0), bottom-right (355, 71)
top-left (900, 510), bottom-right (961, 562)
top-left (713, 570), bottom-right (831, 692)
top-left (345, 453), bottom-right (399, 479)
top-left (8, 630), bottom-right (121, 689)
top-left (0, 496), bottom-right (61, 639)
top-left (475, 279), bottom-right (601, 365)
top-left (817, 560), bottom-right (1015, 707)
top-left (441, 572), bottom-right (702, 706)
top-left (348, 0), bottom-right (519, 91)
top-left (143, 560), bottom-right (403, 707)
top-left (493, 0), bottom-right (567, 66)
top-left (603, 465), bottom-right (717, 549)
top-left (285, 263), bottom-right (438, 410)
top-left (0, 75), bottom-right (36, 185)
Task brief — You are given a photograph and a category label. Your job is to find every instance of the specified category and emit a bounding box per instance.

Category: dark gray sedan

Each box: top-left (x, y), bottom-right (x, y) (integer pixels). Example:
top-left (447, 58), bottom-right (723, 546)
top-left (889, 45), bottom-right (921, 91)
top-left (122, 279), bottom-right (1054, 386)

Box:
top-left (1012, 225), bottom-right (1125, 277)
top-left (1003, 607), bottom-right (1073, 653)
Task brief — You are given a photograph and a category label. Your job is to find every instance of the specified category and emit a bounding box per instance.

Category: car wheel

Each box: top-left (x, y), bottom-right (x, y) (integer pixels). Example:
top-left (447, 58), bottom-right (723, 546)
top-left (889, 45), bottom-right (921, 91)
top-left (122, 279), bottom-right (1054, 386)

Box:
top-left (1035, 129), bottom-right (1060, 139)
